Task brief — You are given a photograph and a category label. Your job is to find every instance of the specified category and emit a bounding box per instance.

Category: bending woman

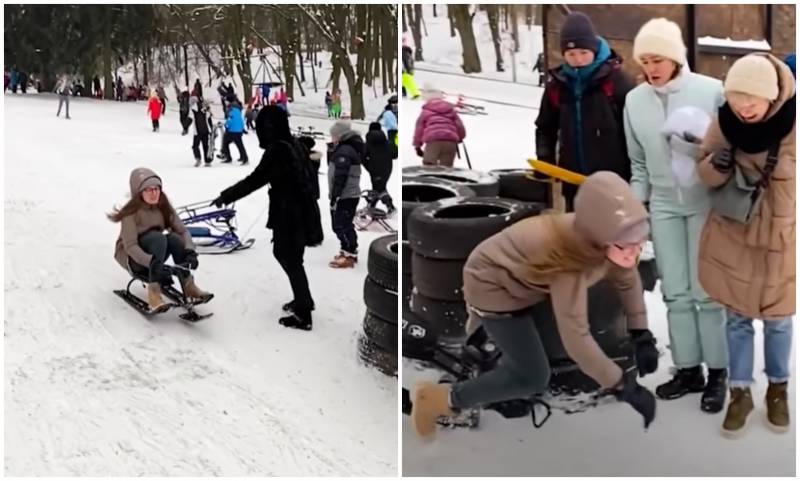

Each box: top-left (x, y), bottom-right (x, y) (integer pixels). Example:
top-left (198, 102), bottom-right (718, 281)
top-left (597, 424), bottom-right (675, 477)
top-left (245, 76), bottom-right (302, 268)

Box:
top-left (411, 172), bottom-right (659, 437)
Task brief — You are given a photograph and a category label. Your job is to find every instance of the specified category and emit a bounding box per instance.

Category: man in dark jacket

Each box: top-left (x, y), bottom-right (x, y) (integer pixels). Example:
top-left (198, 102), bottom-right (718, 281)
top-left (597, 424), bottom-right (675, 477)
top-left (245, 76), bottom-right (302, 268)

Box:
top-left (193, 78), bottom-right (203, 101)
top-left (535, 12), bottom-right (634, 210)
top-left (364, 122), bottom-right (395, 213)
top-left (178, 90), bottom-right (192, 135)
top-left (327, 120), bottom-right (363, 269)
top-left (190, 97), bottom-right (213, 166)
top-left (212, 106), bottom-right (323, 331)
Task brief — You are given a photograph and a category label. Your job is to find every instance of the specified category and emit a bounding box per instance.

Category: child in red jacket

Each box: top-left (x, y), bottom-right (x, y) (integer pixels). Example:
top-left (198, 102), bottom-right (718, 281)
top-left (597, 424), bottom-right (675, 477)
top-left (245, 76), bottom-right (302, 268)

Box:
top-left (147, 94), bottom-right (162, 132)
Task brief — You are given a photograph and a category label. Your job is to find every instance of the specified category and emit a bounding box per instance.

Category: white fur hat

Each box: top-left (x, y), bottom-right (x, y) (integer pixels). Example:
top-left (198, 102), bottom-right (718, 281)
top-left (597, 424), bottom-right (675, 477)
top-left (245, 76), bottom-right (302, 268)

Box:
top-left (724, 54), bottom-right (779, 101)
top-left (633, 18), bottom-right (687, 66)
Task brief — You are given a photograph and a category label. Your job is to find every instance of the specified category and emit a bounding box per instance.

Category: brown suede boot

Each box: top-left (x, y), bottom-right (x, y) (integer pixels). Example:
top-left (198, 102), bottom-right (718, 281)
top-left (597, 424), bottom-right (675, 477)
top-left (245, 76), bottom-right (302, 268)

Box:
top-left (147, 283), bottom-right (168, 312)
top-left (411, 381), bottom-right (454, 438)
top-left (765, 382), bottom-right (790, 433)
top-left (329, 254), bottom-right (356, 269)
top-left (721, 387), bottom-right (754, 439)
top-left (181, 276), bottom-right (213, 302)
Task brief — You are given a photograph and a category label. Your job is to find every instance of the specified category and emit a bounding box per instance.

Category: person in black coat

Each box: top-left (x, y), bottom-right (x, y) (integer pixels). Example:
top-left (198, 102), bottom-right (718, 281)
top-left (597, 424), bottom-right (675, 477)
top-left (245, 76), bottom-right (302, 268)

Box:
top-left (211, 106), bottom-right (323, 331)
top-left (535, 12), bottom-right (634, 210)
top-left (178, 90), bottom-right (192, 135)
top-left (364, 122), bottom-right (395, 213)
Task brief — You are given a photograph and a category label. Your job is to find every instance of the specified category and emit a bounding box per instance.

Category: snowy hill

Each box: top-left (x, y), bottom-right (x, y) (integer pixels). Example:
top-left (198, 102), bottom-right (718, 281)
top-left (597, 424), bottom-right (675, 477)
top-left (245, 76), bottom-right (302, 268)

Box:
top-left (4, 91), bottom-right (398, 475)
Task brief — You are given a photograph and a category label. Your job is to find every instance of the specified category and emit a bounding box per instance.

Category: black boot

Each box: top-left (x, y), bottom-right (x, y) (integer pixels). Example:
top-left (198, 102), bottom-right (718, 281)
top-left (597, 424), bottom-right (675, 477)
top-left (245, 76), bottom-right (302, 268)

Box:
top-left (279, 311), bottom-right (312, 331)
top-left (655, 365), bottom-right (706, 400)
top-left (282, 300), bottom-right (316, 313)
top-left (701, 368), bottom-right (727, 413)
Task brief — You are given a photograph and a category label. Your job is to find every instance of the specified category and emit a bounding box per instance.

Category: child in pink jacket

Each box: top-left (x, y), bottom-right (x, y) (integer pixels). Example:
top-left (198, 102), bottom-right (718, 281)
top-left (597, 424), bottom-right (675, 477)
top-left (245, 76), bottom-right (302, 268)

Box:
top-left (412, 86), bottom-right (466, 167)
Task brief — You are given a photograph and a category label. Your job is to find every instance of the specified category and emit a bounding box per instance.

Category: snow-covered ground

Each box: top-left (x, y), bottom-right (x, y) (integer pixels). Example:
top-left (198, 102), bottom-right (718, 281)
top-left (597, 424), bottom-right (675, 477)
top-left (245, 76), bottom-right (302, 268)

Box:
top-left (4, 89), bottom-right (398, 476)
top-left (400, 11), bottom-right (795, 477)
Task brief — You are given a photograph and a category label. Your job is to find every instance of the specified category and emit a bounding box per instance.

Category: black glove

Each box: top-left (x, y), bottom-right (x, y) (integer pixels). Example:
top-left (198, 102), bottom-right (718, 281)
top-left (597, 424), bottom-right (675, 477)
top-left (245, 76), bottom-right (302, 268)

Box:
top-left (710, 147), bottom-right (734, 173)
top-left (630, 329), bottom-right (659, 377)
top-left (415, 147), bottom-right (424, 157)
top-left (210, 195), bottom-right (226, 208)
top-left (614, 371), bottom-right (656, 429)
top-left (330, 197), bottom-right (338, 211)
top-left (184, 250), bottom-right (199, 270)
top-left (148, 257), bottom-right (171, 284)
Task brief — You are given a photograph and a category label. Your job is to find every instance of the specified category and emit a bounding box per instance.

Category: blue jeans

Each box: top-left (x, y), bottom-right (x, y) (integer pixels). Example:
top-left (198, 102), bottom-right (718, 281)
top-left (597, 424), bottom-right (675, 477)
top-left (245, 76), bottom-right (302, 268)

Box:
top-left (727, 310), bottom-right (793, 387)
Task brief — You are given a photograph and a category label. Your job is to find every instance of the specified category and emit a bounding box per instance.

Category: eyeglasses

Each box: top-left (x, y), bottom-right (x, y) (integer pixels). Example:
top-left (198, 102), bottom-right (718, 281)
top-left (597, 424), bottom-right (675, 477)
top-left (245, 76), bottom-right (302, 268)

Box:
top-left (142, 186), bottom-right (160, 194)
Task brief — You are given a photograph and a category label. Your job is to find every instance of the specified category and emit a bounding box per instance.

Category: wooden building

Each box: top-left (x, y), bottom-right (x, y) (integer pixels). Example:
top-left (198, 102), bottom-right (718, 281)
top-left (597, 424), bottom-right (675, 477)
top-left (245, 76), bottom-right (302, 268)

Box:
top-left (543, 4), bottom-right (796, 81)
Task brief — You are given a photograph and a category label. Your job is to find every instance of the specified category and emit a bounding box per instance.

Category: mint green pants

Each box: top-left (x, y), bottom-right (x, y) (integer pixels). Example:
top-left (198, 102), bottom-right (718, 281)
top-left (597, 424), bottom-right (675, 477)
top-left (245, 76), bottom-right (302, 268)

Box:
top-left (650, 208), bottom-right (728, 369)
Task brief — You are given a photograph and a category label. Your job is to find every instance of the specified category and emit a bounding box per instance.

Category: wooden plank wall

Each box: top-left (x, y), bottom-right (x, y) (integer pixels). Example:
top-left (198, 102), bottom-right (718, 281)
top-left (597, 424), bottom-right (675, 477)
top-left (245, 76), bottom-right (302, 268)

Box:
top-left (544, 4), bottom-right (796, 82)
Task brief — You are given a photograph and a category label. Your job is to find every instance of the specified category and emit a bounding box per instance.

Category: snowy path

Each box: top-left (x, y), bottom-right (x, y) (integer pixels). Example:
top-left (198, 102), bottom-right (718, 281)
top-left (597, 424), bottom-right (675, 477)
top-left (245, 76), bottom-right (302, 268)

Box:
top-left (4, 93), bottom-right (397, 476)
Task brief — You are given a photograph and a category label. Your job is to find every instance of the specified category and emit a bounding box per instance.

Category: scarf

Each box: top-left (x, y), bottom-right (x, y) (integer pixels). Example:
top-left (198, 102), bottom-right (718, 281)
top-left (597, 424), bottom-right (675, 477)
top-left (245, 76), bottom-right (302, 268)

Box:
top-left (718, 95), bottom-right (796, 153)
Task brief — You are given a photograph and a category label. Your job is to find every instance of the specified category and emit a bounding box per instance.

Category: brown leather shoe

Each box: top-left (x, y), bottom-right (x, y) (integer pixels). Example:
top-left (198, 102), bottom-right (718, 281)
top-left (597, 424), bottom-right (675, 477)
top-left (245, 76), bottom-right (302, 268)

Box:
top-left (721, 387), bottom-right (753, 439)
top-left (765, 382), bottom-right (790, 433)
top-left (411, 382), bottom-right (454, 438)
top-left (329, 254), bottom-right (356, 268)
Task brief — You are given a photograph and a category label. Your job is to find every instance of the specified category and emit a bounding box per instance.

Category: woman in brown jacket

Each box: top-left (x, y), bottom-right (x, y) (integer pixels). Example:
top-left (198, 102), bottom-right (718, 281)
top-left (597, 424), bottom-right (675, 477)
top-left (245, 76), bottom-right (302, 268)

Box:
top-left (411, 172), bottom-right (659, 437)
top-left (109, 167), bottom-right (212, 312)
top-left (696, 53), bottom-right (795, 438)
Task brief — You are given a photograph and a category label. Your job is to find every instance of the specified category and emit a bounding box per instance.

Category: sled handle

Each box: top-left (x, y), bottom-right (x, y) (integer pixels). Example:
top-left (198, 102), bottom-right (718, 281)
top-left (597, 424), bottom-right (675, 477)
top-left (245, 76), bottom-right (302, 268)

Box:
top-left (527, 159), bottom-right (587, 186)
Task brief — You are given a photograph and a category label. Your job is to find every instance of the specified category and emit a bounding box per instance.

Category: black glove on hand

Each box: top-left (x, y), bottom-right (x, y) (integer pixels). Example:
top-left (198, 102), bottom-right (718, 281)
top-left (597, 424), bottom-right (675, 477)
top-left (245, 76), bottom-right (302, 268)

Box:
top-left (149, 257), bottom-right (171, 283)
top-left (184, 250), bottom-right (199, 270)
top-left (614, 371), bottom-right (656, 429)
top-left (210, 196), bottom-right (226, 208)
top-left (415, 147), bottom-right (424, 157)
top-left (630, 329), bottom-right (659, 377)
top-left (710, 147), bottom-right (734, 173)
top-left (330, 197), bottom-right (338, 211)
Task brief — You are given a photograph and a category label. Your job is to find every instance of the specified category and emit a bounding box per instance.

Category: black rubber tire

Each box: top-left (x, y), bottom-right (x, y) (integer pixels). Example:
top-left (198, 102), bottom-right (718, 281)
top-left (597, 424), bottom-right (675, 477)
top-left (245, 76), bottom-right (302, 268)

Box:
top-left (412, 253), bottom-right (466, 302)
top-left (530, 279), bottom-right (628, 362)
top-left (401, 240), bottom-right (412, 277)
top-left (401, 314), bottom-right (439, 360)
top-left (407, 197), bottom-right (546, 260)
top-left (357, 335), bottom-right (397, 377)
top-left (367, 234), bottom-right (398, 291)
top-left (488, 168), bottom-right (551, 203)
top-left (402, 165), bottom-right (500, 197)
top-left (409, 289), bottom-right (468, 345)
top-left (363, 276), bottom-right (398, 325)
top-left (363, 310), bottom-right (397, 353)
top-left (402, 176), bottom-right (476, 239)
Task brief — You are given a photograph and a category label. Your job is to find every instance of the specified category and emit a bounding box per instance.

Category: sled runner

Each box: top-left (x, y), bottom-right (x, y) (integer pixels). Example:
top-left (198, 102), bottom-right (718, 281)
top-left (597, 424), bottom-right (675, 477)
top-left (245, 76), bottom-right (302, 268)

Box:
top-left (176, 200), bottom-right (256, 255)
top-left (292, 125), bottom-right (326, 140)
top-left (354, 190), bottom-right (397, 233)
top-left (114, 264), bottom-right (213, 322)
top-left (454, 95), bottom-right (488, 116)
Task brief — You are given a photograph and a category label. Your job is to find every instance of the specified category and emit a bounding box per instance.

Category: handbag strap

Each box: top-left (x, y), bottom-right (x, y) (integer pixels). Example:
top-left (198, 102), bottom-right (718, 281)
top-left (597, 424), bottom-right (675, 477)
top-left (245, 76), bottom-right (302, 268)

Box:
top-left (758, 140), bottom-right (781, 188)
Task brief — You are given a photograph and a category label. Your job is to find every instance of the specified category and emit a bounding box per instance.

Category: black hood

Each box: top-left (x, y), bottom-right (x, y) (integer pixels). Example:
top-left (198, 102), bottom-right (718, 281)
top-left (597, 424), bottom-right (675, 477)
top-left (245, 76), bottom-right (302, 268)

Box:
top-left (338, 131), bottom-right (365, 151)
top-left (366, 128), bottom-right (387, 147)
top-left (256, 105), bottom-right (292, 148)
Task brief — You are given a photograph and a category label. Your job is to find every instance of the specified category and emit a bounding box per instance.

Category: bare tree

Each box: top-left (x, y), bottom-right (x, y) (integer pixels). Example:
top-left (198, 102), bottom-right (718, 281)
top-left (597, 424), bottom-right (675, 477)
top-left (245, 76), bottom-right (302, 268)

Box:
top-left (486, 5), bottom-right (503, 72)
top-left (451, 5), bottom-right (481, 73)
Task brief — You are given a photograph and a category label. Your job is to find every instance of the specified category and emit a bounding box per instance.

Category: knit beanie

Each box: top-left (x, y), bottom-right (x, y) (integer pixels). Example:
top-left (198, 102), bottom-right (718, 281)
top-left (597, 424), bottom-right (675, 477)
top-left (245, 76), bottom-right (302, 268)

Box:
top-left (724, 54), bottom-right (779, 101)
top-left (633, 18), bottom-right (687, 66)
top-left (560, 12), bottom-right (599, 53)
top-left (422, 83), bottom-right (444, 101)
top-left (329, 119), bottom-right (352, 140)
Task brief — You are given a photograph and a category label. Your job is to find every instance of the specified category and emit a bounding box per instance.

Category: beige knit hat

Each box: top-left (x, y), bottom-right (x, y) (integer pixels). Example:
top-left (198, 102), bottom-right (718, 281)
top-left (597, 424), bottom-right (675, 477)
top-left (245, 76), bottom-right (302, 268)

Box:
top-left (633, 18), bottom-right (687, 66)
top-left (724, 54), bottom-right (779, 101)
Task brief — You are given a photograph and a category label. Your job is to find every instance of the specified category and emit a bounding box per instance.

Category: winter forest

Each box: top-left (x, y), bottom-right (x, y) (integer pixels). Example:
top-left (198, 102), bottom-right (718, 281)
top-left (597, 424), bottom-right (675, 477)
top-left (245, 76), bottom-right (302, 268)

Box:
top-left (4, 4), bottom-right (397, 119)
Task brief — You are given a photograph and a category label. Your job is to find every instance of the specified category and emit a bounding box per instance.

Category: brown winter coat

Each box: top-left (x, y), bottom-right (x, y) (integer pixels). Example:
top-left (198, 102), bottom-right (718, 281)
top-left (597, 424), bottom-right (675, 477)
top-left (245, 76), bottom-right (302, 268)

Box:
top-left (462, 172), bottom-right (649, 388)
top-left (113, 168), bottom-right (194, 272)
top-left (696, 54), bottom-right (796, 320)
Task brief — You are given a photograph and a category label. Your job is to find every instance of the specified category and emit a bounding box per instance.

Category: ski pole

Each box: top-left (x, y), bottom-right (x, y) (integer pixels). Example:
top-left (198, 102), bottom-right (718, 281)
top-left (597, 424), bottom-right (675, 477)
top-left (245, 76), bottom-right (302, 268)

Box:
top-left (462, 142), bottom-right (472, 169)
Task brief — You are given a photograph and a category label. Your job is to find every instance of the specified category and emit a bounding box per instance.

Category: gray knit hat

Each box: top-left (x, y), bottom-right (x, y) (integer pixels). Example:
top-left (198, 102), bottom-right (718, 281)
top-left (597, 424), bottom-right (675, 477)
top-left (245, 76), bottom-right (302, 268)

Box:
top-left (329, 119), bottom-right (352, 141)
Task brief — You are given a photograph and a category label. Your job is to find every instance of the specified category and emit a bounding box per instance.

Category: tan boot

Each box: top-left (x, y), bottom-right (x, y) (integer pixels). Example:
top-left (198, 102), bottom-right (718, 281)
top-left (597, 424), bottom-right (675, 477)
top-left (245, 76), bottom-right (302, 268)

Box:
top-left (329, 253), bottom-right (356, 269)
top-left (182, 276), bottom-right (213, 302)
top-left (147, 283), bottom-right (168, 312)
top-left (765, 382), bottom-right (790, 433)
top-left (411, 381), bottom-right (454, 438)
top-left (721, 387), bottom-right (753, 439)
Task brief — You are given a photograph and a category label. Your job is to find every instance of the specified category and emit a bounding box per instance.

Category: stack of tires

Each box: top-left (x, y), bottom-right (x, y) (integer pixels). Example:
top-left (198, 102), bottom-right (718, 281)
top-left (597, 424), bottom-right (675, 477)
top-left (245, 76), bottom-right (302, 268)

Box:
top-left (488, 168), bottom-right (552, 204)
top-left (403, 166), bottom-right (546, 348)
top-left (358, 234), bottom-right (399, 376)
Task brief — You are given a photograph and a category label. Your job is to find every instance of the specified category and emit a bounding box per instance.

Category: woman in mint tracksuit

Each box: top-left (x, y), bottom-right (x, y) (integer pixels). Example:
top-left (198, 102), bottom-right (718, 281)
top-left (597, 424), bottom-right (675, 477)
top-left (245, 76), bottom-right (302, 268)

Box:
top-left (624, 18), bottom-right (728, 413)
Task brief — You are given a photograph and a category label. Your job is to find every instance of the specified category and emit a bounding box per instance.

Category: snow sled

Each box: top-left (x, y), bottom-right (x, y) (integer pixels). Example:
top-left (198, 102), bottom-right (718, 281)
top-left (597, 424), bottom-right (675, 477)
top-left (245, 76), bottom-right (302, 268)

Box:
top-left (354, 190), bottom-right (397, 233)
top-left (292, 126), bottom-right (326, 140)
top-left (176, 200), bottom-right (255, 255)
top-left (114, 264), bottom-right (213, 322)
top-left (454, 95), bottom-right (487, 116)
